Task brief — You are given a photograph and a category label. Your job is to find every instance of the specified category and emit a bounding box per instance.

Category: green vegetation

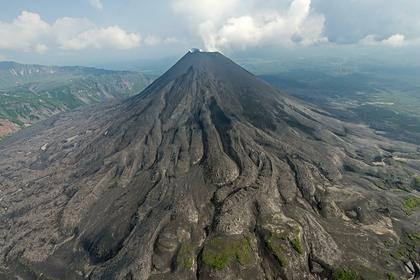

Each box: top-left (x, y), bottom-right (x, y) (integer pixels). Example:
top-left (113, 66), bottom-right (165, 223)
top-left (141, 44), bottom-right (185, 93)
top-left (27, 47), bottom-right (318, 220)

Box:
top-left (0, 63), bottom-right (153, 138)
top-left (414, 176), bottom-right (420, 188)
top-left (266, 235), bottom-right (288, 267)
top-left (391, 188), bottom-right (406, 193)
top-left (387, 272), bottom-right (397, 280)
top-left (176, 243), bottom-right (194, 269)
top-left (202, 235), bottom-right (253, 270)
top-left (264, 228), bottom-right (305, 266)
top-left (290, 237), bottom-right (303, 255)
top-left (332, 268), bottom-right (360, 280)
top-left (407, 232), bottom-right (420, 243)
top-left (257, 61), bottom-right (420, 144)
top-left (390, 232), bottom-right (420, 261)
top-left (390, 246), bottom-right (410, 261)
top-left (407, 232), bottom-right (420, 256)
top-left (402, 196), bottom-right (420, 215)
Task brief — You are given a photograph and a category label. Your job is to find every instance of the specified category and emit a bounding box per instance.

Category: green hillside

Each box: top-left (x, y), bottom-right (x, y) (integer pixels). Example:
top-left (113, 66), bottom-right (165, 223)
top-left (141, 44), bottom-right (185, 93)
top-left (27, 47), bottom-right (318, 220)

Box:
top-left (0, 62), bottom-right (154, 139)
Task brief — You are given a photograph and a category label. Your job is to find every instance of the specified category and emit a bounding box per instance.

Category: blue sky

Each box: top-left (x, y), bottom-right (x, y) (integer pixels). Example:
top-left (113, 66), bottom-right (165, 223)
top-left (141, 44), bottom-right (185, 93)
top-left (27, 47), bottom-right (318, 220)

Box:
top-left (1, 0), bottom-right (420, 66)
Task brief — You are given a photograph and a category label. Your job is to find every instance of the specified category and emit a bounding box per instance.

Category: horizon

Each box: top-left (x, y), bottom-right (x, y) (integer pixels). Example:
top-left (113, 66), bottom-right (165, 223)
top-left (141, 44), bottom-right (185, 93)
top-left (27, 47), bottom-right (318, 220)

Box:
top-left (1, 1), bottom-right (420, 69)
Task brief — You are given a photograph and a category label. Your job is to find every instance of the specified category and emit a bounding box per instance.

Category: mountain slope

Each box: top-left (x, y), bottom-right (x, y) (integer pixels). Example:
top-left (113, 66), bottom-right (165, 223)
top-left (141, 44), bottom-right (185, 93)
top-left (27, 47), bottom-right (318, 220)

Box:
top-left (0, 61), bottom-right (153, 139)
top-left (0, 52), bottom-right (419, 280)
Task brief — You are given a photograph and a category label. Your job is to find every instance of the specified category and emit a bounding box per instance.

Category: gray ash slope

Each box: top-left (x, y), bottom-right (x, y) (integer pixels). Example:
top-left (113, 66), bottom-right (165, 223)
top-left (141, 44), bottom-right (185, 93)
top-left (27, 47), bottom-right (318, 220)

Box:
top-left (1, 52), bottom-right (420, 280)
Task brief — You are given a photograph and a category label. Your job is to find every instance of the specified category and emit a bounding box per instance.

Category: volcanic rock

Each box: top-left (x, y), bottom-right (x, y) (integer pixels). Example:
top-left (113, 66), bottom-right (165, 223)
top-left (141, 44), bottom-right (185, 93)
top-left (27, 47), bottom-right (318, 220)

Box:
top-left (0, 52), bottom-right (419, 280)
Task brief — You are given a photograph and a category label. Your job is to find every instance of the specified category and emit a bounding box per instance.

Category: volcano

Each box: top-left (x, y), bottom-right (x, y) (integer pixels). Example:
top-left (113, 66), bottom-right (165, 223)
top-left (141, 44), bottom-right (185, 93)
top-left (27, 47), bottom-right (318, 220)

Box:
top-left (0, 52), bottom-right (419, 280)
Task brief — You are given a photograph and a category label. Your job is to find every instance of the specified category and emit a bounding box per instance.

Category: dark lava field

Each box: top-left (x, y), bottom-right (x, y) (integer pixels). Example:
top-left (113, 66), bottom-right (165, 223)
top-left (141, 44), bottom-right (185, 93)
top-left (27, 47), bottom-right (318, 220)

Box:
top-left (0, 52), bottom-right (419, 279)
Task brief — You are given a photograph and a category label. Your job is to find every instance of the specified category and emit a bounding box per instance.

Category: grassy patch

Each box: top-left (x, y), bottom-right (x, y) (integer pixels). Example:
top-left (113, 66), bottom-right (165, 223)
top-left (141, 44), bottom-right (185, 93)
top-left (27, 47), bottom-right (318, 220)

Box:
top-left (332, 268), bottom-right (360, 280)
top-left (202, 235), bottom-right (253, 270)
top-left (402, 196), bottom-right (420, 215)
top-left (176, 243), bottom-right (194, 269)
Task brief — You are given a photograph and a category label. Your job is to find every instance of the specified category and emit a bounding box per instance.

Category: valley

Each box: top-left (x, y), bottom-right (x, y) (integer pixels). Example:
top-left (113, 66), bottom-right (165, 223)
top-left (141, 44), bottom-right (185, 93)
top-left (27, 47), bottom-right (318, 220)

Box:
top-left (0, 62), bottom-right (153, 139)
top-left (249, 58), bottom-right (420, 145)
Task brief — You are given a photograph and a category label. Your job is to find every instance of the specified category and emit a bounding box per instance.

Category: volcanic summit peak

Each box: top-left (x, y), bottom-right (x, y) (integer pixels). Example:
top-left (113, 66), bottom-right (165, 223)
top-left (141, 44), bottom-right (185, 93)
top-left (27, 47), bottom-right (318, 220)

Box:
top-left (165, 50), bottom-right (234, 73)
top-left (152, 50), bottom-right (268, 96)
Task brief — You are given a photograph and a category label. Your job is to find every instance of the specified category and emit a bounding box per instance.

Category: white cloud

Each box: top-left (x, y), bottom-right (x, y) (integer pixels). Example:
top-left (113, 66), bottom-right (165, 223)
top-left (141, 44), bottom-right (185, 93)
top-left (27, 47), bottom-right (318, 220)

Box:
top-left (172, 0), bottom-right (241, 22)
top-left (310, 0), bottom-right (420, 45)
top-left (0, 54), bottom-right (7, 61)
top-left (382, 34), bottom-right (406, 47)
top-left (58, 25), bottom-right (140, 50)
top-left (172, 0), bottom-right (327, 51)
top-left (163, 37), bottom-right (179, 44)
top-left (144, 35), bottom-right (179, 46)
top-left (360, 33), bottom-right (409, 48)
top-left (89, 0), bottom-right (103, 10)
top-left (0, 11), bottom-right (50, 53)
top-left (144, 35), bottom-right (161, 46)
top-left (53, 17), bottom-right (140, 50)
top-left (0, 11), bottom-right (140, 52)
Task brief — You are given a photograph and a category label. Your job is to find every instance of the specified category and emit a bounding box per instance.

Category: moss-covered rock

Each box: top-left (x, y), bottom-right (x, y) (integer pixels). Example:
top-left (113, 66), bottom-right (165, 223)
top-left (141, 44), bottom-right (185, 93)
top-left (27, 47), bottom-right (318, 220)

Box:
top-left (332, 268), bottom-right (360, 280)
top-left (176, 243), bottom-right (194, 269)
top-left (202, 235), bottom-right (253, 270)
top-left (263, 226), bottom-right (305, 267)
top-left (266, 235), bottom-right (288, 267)
top-left (386, 272), bottom-right (397, 280)
top-left (412, 176), bottom-right (420, 190)
top-left (290, 237), bottom-right (303, 255)
top-left (402, 195), bottom-right (420, 215)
